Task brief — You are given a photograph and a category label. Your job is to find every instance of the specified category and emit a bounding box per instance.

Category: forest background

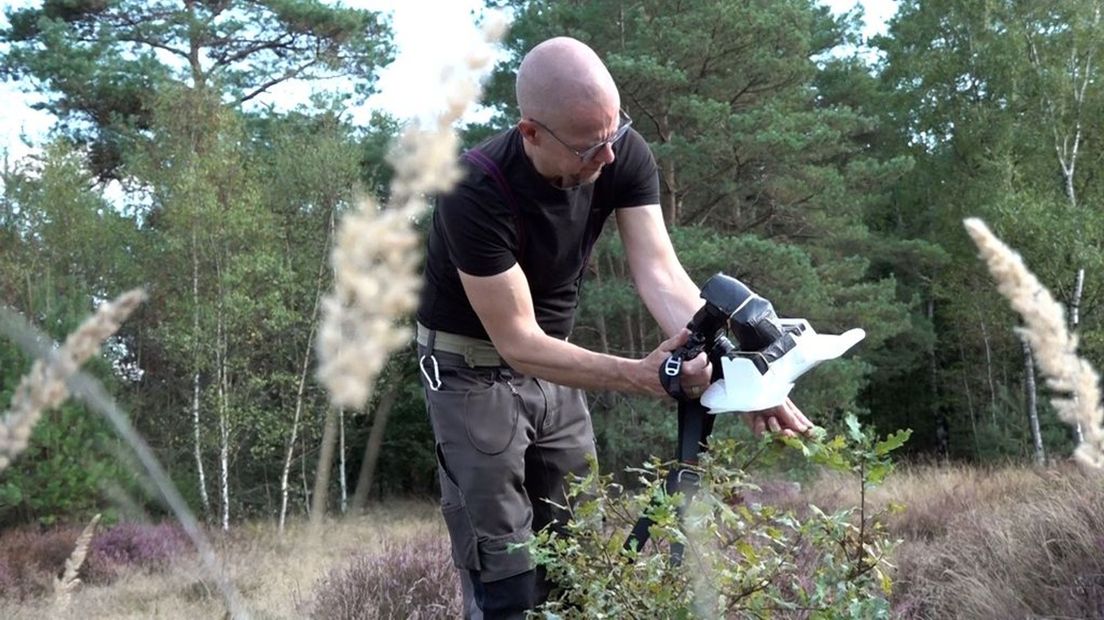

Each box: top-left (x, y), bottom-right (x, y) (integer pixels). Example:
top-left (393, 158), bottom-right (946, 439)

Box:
top-left (1, 0), bottom-right (1097, 530)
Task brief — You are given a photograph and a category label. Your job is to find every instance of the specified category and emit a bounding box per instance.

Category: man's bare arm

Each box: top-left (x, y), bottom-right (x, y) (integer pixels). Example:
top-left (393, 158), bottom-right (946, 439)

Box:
top-left (616, 204), bottom-right (704, 337)
top-left (458, 264), bottom-right (705, 397)
top-left (616, 204), bottom-right (813, 436)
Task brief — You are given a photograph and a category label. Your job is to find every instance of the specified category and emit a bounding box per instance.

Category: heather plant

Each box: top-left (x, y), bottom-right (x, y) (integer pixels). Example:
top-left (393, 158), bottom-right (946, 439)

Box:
top-left (0, 518), bottom-right (190, 601)
top-left (84, 521), bottom-right (190, 584)
top-left (305, 532), bottom-right (462, 619)
top-left (527, 414), bottom-right (909, 619)
top-left (0, 524), bottom-right (86, 599)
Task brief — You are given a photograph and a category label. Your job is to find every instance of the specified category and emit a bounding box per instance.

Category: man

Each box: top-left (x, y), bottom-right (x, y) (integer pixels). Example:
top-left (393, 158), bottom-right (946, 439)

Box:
top-left (416, 37), bottom-right (811, 619)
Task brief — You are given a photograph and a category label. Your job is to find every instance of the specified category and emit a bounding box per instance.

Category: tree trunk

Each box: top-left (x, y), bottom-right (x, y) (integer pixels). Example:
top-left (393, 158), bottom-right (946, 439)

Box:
top-left (661, 154), bottom-right (678, 226)
top-left (310, 406), bottom-right (340, 526)
top-left (191, 227), bottom-right (210, 518)
top-left (277, 309), bottom-right (319, 531)
top-left (958, 341), bottom-right (981, 459)
top-left (351, 379), bottom-right (401, 513)
top-left (216, 290), bottom-right (230, 532)
top-left (1071, 267), bottom-right (1086, 444)
top-left (301, 428), bottom-right (310, 516)
top-left (278, 217), bottom-right (330, 531)
top-left (593, 254), bottom-right (610, 355)
top-left (928, 299), bottom-right (949, 458)
top-left (1022, 337), bottom-right (1045, 466)
top-left (977, 312), bottom-right (997, 425)
top-left (338, 408), bottom-right (347, 514)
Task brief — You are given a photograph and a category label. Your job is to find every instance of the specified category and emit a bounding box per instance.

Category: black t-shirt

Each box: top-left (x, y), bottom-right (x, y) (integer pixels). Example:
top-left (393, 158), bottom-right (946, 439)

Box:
top-left (417, 126), bottom-right (660, 340)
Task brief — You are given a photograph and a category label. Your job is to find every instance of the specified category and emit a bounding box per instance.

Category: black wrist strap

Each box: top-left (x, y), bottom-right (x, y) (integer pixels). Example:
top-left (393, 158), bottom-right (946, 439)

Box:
top-left (659, 354), bottom-right (689, 400)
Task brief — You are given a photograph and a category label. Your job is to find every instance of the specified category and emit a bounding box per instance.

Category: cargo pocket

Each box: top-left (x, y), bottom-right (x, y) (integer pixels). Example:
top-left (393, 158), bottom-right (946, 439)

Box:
top-left (478, 530), bottom-right (534, 582)
top-left (426, 368), bottom-right (521, 456)
top-left (461, 374), bottom-right (521, 456)
top-left (436, 444), bottom-right (481, 571)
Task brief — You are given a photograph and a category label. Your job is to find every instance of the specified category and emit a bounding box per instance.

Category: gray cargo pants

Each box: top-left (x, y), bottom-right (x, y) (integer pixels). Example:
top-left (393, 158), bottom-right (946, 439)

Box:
top-left (417, 332), bottom-right (595, 619)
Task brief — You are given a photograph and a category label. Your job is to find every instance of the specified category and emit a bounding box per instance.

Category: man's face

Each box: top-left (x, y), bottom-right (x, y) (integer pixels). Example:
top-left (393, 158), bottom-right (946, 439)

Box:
top-left (529, 106), bottom-right (631, 188)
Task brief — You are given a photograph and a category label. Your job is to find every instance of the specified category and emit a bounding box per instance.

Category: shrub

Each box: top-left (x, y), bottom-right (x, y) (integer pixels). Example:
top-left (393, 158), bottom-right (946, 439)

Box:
top-left (527, 414), bottom-right (910, 618)
top-left (84, 522), bottom-right (190, 584)
top-left (0, 337), bottom-right (140, 528)
top-left (0, 520), bottom-right (190, 598)
top-left (0, 525), bottom-right (82, 598)
top-left (307, 532), bottom-right (462, 619)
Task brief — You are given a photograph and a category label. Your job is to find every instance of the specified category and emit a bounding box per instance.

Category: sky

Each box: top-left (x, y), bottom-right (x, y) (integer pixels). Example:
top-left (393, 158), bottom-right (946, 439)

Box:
top-left (0, 0), bottom-right (898, 163)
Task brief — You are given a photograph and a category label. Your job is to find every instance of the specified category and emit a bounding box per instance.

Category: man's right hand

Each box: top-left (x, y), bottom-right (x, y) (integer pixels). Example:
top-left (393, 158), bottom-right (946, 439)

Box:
top-left (637, 329), bottom-right (712, 399)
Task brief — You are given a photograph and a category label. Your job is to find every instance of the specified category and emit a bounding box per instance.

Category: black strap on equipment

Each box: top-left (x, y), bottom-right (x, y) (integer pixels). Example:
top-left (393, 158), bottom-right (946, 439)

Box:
top-left (625, 348), bottom-right (722, 565)
top-left (463, 149), bottom-right (526, 258)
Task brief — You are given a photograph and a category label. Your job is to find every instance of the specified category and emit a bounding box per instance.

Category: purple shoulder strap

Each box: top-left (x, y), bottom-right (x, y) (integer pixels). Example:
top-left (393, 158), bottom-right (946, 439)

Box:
top-left (462, 148), bottom-right (526, 257)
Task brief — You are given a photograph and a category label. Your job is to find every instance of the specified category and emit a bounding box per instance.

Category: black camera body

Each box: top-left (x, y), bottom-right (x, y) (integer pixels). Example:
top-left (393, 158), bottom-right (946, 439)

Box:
top-left (668, 273), bottom-right (804, 388)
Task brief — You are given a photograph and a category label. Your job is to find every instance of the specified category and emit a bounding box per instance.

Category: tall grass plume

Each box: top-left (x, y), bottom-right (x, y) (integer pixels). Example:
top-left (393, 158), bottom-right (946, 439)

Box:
top-left (316, 14), bottom-right (508, 410)
top-left (0, 289), bottom-right (146, 471)
top-left (53, 513), bottom-right (100, 608)
top-left (964, 218), bottom-right (1104, 469)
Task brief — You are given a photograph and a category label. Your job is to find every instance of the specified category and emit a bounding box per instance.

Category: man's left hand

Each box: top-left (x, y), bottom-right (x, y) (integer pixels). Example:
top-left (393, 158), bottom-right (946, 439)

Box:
top-left (746, 398), bottom-right (812, 437)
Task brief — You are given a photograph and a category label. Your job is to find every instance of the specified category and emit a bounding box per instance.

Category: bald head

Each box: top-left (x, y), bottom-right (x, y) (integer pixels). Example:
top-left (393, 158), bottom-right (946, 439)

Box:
top-left (516, 37), bottom-right (619, 128)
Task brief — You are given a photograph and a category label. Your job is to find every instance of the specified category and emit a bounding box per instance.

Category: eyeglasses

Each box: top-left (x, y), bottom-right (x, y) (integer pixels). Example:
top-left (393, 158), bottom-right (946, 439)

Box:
top-left (529, 109), bottom-right (633, 163)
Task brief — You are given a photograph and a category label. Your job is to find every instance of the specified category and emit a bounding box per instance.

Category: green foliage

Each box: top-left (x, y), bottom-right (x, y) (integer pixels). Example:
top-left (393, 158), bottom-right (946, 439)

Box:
top-left (590, 395), bottom-right (677, 480)
top-left (866, 0), bottom-right (1104, 460)
top-left (527, 415), bottom-right (909, 618)
top-left (1, 0), bottom-right (394, 180)
top-left (483, 0), bottom-right (917, 432)
top-left (0, 334), bottom-right (137, 527)
top-left (7, 0), bottom-right (1104, 531)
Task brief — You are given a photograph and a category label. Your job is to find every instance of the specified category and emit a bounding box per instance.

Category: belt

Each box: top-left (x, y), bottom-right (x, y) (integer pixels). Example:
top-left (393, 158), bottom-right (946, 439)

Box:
top-left (416, 323), bottom-right (505, 367)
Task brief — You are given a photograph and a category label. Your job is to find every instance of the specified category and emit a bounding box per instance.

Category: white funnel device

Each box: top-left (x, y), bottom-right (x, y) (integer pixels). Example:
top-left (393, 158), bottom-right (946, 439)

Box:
top-left (700, 319), bottom-right (865, 414)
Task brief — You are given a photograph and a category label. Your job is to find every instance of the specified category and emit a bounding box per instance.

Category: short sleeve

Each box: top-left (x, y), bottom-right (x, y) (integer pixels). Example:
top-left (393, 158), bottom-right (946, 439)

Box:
top-left (608, 129), bottom-right (660, 209)
top-left (435, 173), bottom-right (520, 277)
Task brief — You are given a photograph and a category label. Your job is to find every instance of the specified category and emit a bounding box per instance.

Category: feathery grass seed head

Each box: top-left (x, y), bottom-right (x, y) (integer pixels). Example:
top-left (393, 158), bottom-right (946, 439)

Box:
top-left (0, 289), bottom-right (146, 472)
top-left (54, 513), bottom-right (101, 608)
top-left (964, 218), bottom-right (1104, 470)
top-left (317, 17), bottom-right (507, 409)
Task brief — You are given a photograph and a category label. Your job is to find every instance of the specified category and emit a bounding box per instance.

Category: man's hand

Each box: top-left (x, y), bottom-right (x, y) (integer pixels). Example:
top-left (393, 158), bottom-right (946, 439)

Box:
top-left (638, 329), bottom-right (712, 399)
top-left (746, 398), bottom-right (813, 438)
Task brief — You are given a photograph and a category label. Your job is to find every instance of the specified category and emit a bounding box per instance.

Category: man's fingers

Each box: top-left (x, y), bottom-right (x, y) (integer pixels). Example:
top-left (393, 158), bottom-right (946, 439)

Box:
top-left (766, 402), bottom-right (807, 434)
top-left (785, 399), bottom-right (813, 430)
top-left (752, 414), bottom-right (767, 436)
top-left (659, 328), bottom-right (690, 353)
top-left (682, 351), bottom-right (706, 372)
top-left (767, 416), bottom-right (781, 433)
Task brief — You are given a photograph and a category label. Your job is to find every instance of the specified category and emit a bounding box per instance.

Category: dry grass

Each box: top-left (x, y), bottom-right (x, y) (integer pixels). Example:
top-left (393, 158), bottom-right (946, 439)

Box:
top-left (4, 468), bottom-right (1103, 619)
top-left (889, 467), bottom-right (1104, 618)
top-left (794, 462), bottom-right (1054, 539)
top-left (0, 500), bottom-right (443, 619)
top-left (790, 462), bottom-right (1104, 619)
